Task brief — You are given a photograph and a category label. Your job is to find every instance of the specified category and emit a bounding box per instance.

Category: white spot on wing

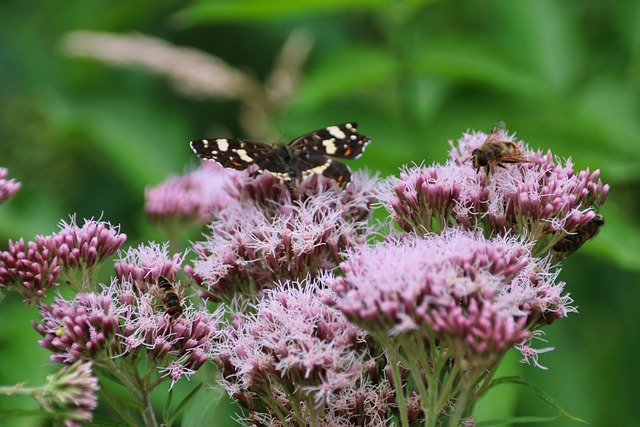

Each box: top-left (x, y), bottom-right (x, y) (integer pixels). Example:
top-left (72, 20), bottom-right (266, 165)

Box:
top-left (217, 139), bottom-right (229, 152)
top-left (322, 138), bottom-right (337, 155)
top-left (327, 126), bottom-right (346, 139)
top-left (234, 148), bottom-right (254, 163)
top-left (302, 160), bottom-right (332, 179)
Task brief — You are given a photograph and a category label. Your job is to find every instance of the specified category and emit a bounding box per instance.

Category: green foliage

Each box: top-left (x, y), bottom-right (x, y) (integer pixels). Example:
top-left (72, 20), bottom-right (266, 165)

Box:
top-left (1, 0), bottom-right (638, 425)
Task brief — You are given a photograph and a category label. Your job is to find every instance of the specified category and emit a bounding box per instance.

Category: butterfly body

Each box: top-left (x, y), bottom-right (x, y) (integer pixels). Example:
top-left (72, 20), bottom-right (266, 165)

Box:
top-left (190, 123), bottom-right (370, 187)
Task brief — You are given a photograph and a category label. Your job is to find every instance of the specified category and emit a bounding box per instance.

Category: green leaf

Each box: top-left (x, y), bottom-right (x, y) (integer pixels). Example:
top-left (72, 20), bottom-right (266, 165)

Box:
top-left (477, 415), bottom-right (561, 426)
top-left (165, 382), bottom-right (204, 425)
top-left (174, 0), bottom-right (441, 26)
top-left (487, 376), bottom-right (588, 424)
top-left (182, 385), bottom-right (229, 427)
top-left (584, 201), bottom-right (640, 272)
top-left (44, 93), bottom-right (190, 190)
top-left (293, 46), bottom-right (397, 111)
top-left (415, 41), bottom-right (551, 103)
top-left (175, 0), bottom-right (403, 25)
top-left (495, 0), bottom-right (583, 92)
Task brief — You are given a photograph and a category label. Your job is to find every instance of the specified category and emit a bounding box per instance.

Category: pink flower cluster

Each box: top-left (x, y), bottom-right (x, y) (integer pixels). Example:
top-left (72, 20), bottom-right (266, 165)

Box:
top-left (0, 236), bottom-right (60, 303)
top-left (212, 277), bottom-right (390, 426)
top-left (34, 276), bottom-right (223, 388)
top-left (0, 167), bottom-right (21, 204)
top-left (54, 216), bottom-right (127, 270)
top-left (0, 217), bottom-right (126, 302)
top-left (145, 161), bottom-right (237, 223)
top-left (386, 128), bottom-right (609, 257)
top-left (34, 292), bottom-right (120, 364)
top-left (327, 229), bottom-right (570, 359)
top-left (112, 278), bottom-right (222, 387)
top-left (190, 170), bottom-right (380, 303)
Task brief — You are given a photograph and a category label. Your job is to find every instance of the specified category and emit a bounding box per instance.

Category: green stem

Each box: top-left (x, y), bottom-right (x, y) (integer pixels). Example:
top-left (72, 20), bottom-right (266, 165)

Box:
top-left (388, 348), bottom-right (411, 427)
top-left (259, 390), bottom-right (289, 425)
top-left (446, 368), bottom-right (484, 427)
top-left (0, 384), bottom-right (37, 396)
top-left (435, 362), bottom-right (459, 414)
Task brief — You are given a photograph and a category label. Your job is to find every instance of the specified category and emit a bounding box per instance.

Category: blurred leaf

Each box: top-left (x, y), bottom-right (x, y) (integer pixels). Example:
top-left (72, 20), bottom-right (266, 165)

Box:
top-left (586, 200), bottom-right (640, 272)
top-left (44, 93), bottom-right (191, 190)
top-left (568, 77), bottom-right (640, 170)
top-left (477, 415), bottom-right (560, 426)
top-left (495, 0), bottom-right (583, 92)
top-left (175, 0), bottom-right (435, 25)
top-left (415, 41), bottom-right (551, 103)
top-left (293, 46), bottom-right (397, 111)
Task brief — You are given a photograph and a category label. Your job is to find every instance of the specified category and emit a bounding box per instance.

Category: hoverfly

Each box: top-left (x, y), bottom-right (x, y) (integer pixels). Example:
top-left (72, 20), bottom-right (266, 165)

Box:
top-left (553, 213), bottom-right (605, 255)
top-left (154, 276), bottom-right (183, 319)
top-left (470, 122), bottom-right (529, 175)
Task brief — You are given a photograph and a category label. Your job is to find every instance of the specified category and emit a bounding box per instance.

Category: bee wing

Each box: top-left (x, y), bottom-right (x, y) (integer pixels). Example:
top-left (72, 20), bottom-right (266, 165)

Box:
top-left (497, 153), bottom-right (530, 164)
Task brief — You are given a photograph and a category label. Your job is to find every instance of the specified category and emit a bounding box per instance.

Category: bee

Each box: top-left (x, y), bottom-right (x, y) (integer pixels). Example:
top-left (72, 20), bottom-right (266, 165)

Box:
top-left (470, 122), bottom-right (529, 175)
top-left (553, 213), bottom-right (605, 255)
top-left (154, 276), bottom-right (183, 319)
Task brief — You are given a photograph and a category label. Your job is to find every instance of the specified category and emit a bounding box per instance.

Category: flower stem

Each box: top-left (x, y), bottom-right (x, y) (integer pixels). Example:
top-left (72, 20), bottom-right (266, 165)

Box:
top-left (387, 348), bottom-right (410, 427)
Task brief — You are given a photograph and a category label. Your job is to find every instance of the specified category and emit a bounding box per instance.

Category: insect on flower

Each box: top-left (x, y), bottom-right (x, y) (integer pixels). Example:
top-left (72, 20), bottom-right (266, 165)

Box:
top-left (470, 122), bottom-right (529, 175)
top-left (189, 123), bottom-right (371, 187)
top-left (154, 276), bottom-right (183, 319)
top-left (553, 213), bottom-right (605, 255)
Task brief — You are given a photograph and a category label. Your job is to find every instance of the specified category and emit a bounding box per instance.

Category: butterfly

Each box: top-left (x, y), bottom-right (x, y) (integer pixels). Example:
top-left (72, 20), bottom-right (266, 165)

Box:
top-left (189, 123), bottom-right (370, 187)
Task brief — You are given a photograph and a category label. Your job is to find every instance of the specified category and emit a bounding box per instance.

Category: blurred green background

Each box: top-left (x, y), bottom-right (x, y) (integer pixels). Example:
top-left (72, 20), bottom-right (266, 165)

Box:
top-left (1, 0), bottom-right (639, 426)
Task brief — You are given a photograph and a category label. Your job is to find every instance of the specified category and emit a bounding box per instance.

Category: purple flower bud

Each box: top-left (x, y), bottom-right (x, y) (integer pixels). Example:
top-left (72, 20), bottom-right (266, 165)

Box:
top-left (53, 216), bottom-right (127, 270)
top-left (34, 293), bottom-right (121, 363)
top-left (0, 167), bottom-right (21, 204)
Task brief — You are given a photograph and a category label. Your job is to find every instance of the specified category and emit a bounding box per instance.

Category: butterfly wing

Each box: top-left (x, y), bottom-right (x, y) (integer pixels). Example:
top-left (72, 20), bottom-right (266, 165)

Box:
top-left (288, 122), bottom-right (371, 159)
top-left (190, 138), bottom-right (277, 171)
top-left (295, 153), bottom-right (352, 188)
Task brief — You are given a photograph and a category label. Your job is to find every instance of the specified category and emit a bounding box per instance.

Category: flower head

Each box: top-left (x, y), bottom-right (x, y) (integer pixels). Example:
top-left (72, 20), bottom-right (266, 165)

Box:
top-left (114, 242), bottom-right (186, 291)
top-left (110, 278), bottom-right (223, 387)
top-left (0, 236), bottom-right (60, 304)
top-left (53, 215), bottom-right (127, 270)
top-left (327, 229), bottom-right (569, 362)
top-left (41, 360), bottom-right (99, 427)
top-left (0, 167), bottom-right (21, 204)
top-left (33, 292), bottom-right (121, 364)
top-left (386, 127), bottom-right (609, 257)
top-left (190, 170), bottom-right (380, 303)
top-left (145, 161), bottom-right (238, 223)
top-left (227, 168), bottom-right (380, 222)
top-left (213, 277), bottom-right (376, 422)
top-left (34, 277), bottom-right (223, 389)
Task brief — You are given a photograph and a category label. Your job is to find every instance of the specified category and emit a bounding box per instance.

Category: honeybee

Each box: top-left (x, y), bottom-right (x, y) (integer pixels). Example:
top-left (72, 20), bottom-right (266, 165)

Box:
top-left (154, 276), bottom-right (183, 319)
top-left (471, 122), bottom-right (529, 175)
top-left (553, 213), bottom-right (605, 255)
